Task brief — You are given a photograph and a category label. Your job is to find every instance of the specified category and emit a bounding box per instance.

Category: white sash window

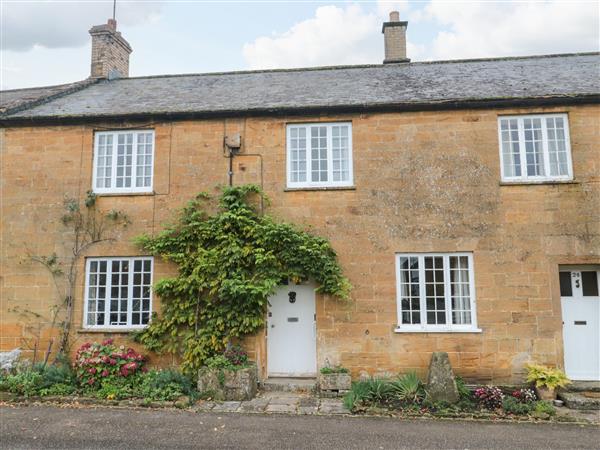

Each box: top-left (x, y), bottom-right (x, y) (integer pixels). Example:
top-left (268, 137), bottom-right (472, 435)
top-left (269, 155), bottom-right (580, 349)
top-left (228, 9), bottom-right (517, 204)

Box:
top-left (93, 130), bottom-right (154, 194)
top-left (286, 123), bottom-right (353, 188)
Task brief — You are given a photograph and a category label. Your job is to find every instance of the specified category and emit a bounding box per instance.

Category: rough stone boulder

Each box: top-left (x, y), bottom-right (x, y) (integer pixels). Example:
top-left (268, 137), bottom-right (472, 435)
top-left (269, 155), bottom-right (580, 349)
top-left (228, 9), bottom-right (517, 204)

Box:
top-left (0, 348), bottom-right (21, 372)
top-left (197, 364), bottom-right (258, 401)
top-left (426, 352), bottom-right (459, 403)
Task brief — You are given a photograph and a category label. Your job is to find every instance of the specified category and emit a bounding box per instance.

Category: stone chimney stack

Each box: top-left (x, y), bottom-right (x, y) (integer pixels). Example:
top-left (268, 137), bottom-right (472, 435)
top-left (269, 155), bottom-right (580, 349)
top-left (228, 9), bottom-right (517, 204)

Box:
top-left (89, 19), bottom-right (132, 79)
top-left (382, 11), bottom-right (409, 64)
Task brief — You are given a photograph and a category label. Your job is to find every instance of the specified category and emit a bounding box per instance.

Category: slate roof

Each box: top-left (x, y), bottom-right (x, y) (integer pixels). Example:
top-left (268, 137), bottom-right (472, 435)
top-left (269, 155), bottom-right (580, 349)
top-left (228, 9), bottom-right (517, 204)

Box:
top-left (0, 80), bottom-right (96, 115)
top-left (2, 53), bottom-right (599, 123)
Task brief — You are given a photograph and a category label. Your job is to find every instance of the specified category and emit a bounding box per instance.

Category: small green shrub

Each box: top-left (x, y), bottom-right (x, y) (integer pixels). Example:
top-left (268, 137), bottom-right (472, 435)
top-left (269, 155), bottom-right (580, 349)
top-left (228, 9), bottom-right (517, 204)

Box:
top-left (2, 371), bottom-right (43, 397)
top-left (35, 362), bottom-right (75, 388)
top-left (525, 364), bottom-right (570, 390)
top-left (320, 366), bottom-right (349, 375)
top-left (91, 376), bottom-right (139, 400)
top-left (364, 377), bottom-right (393, 403)
top-left (38, 383), bottom-right (76, 396)
top-left (502, 396), bottom-right (532, 415)
top-left (343, 381), bottom-right (372, 410)
top-left (139, 369), bottom-right (196, 401)
top-left (533, 400), bottom-right (556, 416)
top-left (203, 355), bottom-right (236, 370)
top-left (455, 376), bottom-right (472, 400)
top-left (390, 372), bottom-right (426, 404)
top-left (342, 377), bottom-right (394, 410)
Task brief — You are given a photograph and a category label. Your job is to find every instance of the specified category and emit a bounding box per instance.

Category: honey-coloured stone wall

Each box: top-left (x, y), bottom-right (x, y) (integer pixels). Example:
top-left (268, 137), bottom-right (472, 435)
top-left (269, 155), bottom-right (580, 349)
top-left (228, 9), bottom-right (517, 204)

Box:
top-left (1, 105), bottom-right (599, 382)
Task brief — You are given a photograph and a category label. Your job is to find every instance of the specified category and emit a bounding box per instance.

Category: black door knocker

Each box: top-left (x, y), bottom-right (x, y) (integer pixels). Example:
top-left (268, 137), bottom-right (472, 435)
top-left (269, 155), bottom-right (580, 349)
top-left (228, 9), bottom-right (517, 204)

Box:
top-left (288, 291), bottom-right (297, 303)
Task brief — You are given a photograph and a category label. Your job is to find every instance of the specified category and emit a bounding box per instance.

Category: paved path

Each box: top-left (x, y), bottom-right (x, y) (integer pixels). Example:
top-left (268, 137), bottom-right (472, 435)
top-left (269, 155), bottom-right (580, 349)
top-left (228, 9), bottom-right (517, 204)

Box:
top-left (201, 391), bottom-right (349, 415)
top-left (1, 404), bottom-right (598, 449)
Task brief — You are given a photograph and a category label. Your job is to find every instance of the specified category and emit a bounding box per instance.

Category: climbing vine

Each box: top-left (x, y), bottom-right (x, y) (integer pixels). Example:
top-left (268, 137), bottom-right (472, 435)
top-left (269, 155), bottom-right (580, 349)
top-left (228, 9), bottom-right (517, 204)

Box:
top-left (135, 185), bottom-right (350, 373)
top-left (28, 191), bottom-right (130, 357)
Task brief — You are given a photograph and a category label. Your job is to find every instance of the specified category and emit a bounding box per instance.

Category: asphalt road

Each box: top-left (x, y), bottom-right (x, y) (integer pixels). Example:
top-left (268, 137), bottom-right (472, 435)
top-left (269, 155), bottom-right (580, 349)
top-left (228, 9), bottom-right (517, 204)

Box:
top-left (0, 405), bottom-right (598, 449)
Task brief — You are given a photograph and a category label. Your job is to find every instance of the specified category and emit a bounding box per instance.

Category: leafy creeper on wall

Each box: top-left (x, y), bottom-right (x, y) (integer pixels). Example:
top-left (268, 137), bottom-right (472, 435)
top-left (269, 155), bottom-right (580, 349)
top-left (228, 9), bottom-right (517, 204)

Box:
top-left (134, 184), bottom-right (351, 374)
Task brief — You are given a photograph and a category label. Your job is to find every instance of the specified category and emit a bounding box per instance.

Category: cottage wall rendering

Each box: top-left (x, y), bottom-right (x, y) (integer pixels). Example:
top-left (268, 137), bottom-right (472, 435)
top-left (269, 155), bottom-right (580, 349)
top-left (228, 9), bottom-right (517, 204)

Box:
top-left (1, 16), bottom-right (599, 383)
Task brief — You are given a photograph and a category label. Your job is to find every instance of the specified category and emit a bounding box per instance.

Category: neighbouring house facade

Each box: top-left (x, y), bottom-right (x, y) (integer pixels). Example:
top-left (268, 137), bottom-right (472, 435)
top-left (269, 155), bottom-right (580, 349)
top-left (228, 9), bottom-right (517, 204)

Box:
top-left (1, 15), bottom-right (599, 383)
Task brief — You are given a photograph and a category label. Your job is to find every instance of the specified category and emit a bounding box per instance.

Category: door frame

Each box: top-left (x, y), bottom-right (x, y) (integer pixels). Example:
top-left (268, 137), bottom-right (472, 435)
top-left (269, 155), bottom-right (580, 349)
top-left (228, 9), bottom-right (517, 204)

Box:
top-left (266, 282), bottom-right (317, 378)
top-left (559, 266), bottom-right (600, 381)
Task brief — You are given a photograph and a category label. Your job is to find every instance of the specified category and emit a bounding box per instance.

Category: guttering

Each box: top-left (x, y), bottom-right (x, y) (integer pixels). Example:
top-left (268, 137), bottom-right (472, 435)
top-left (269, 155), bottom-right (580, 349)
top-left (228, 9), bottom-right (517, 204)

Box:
top-left (1, 94), bottom-right (599, 127)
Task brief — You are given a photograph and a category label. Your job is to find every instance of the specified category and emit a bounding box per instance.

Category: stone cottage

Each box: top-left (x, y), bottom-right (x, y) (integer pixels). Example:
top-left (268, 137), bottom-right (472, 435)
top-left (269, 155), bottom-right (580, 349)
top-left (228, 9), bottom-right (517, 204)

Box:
top-left (1, 13), bottom-right (599, 383)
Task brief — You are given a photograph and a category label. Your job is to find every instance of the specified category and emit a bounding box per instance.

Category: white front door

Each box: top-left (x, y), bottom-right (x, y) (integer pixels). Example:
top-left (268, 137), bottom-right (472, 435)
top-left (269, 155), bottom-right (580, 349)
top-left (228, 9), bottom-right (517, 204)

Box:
top-left (560, 268), bottom-right (600, 381)
top-left (267, 281), bottom-right (317, 377)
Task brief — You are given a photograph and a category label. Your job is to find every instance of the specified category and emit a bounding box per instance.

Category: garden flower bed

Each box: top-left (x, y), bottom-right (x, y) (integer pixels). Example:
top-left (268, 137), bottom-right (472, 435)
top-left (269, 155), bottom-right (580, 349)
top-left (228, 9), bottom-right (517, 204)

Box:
top-left (342, 373), bottom-right (566, 422)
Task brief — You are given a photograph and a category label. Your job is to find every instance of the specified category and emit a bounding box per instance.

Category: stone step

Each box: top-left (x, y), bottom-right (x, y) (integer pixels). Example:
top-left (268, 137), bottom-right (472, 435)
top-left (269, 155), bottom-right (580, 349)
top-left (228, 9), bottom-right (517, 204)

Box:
top-left (260, 377), bottom-right (317, 393)
top-left (558, 391), bottom-right (600, 410)
top-left (565, 381), bottom-right (600, 393)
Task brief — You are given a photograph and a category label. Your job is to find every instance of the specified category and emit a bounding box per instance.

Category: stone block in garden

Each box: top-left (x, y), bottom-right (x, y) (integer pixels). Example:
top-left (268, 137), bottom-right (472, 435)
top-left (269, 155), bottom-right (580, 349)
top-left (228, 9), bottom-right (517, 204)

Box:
top-left (197, 364), bottom-right (258, 401)
top-left (319, 373), bottom-right (351, 396)
top-left (426, 352), bottom-right (459, 403)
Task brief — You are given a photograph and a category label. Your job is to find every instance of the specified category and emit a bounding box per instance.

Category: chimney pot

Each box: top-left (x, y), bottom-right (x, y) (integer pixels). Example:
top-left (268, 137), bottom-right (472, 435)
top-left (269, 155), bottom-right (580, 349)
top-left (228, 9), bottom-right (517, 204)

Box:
top-left (89, 19), bottom-right (132, 79)
top-left (382, 12), bottom-right (409, 64)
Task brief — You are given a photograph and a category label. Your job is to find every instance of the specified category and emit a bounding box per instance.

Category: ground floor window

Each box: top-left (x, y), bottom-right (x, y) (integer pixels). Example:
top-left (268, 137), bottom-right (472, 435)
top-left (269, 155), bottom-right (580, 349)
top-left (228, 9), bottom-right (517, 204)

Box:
top-left (84, 257), bottom-right (153, 329)
top-left (395, 253), bottom-right (480, 332)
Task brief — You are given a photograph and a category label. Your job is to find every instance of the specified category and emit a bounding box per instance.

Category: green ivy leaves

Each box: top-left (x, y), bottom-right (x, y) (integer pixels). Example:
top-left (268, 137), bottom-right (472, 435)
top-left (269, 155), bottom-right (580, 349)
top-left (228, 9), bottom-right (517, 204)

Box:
top-left (135, 185), bottom-right (350, 374)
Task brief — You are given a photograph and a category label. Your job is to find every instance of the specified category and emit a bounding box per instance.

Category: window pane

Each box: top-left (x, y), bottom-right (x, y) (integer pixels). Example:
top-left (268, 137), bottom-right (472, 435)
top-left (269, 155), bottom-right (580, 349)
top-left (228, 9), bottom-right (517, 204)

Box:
top-left (582, 271), bottom-right (599, 296)
top-left (424, 256), bottom-right (446, 325)
top-left (86, 259), bottom-right (108, 326)
top-left (332, 125), bottom-right (350, 182)
top-left (523, 118), bottom-right (544, 176)
top-left (135, 132), bottom-right (153, 187)
top-left (95, 134), bottom-right (113, 188)
top-left (131, 259), bottom-right (152, 325)
top-left (559, 272), bottom-right (572, 297)
top-left (500, 119), bottom-right (521, 177)
top-left (310, 126), bottom-right (328, 182)
top-left (108, 259), bottom-right (129, 326)
top-left (398, 256), bottom-right (420, 324)
top-left (546, 117), bottom-right (569, 176)
top-left (450, 256), bottom-right (472, 325)
top-left (289, 127), bottom-right (307, 182)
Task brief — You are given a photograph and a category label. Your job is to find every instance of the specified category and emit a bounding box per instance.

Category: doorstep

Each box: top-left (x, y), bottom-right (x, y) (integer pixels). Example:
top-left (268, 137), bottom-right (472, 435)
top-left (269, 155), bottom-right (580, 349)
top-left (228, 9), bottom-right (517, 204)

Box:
top-left (196, 391), bottom-right (349, 415)
top-left (259, 377), bottom-right (317, 393)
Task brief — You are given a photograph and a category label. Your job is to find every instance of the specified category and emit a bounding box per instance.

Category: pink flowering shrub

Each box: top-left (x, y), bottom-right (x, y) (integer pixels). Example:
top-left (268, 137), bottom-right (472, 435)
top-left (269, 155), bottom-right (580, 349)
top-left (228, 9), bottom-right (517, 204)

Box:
top-left (74, 340), bottom-right (147, 387)
top-left (474, 386), bottom-right (504, 409)
top-left (511, 388), bottom-right (537, 403)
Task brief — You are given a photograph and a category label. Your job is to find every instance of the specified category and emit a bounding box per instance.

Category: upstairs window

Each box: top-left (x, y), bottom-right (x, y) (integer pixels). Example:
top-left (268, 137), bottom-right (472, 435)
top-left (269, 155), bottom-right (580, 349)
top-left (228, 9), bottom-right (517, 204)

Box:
top-left (498, 114), bottom-right (572, 182)
top-left (84, 257), bottom-right (153, 329)
top-left (93, 130), bottom-right (154, 194)
top-left (286, 123), bottom-right (353, 188)
top-left (395, 253), bottom-right (480, 332)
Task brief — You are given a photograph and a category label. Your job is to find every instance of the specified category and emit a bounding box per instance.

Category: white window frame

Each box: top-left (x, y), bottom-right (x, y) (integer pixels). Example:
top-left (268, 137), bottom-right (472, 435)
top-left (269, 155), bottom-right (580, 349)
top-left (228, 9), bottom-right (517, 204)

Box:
top-left (92, 130), bottom-right (155, 194)
top-left (286, 122), bottom-right (354, 189)
top-left (497, 113), bottom-right (573, 183)
top-left (394, 252), bottom-right (481, 333)
top-left (83, 256), bottom-right (153, 330)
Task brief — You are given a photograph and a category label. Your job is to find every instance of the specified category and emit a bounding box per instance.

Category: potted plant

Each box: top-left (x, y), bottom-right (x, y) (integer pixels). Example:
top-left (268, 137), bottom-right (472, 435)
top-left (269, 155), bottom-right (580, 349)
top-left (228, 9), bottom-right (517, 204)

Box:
top-left (525, 363), bottom-right (570, 401)
top-left (319, 365), bottom-right (351, 396)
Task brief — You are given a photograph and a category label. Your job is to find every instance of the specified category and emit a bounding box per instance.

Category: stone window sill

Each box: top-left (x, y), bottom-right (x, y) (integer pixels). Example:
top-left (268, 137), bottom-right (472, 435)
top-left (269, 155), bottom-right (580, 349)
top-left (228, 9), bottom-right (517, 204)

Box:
top-left (284, 186), bottom-right (356, 192)
top-left (394, 327), bottom-right (482, 334)
top-left (94, 191), bottom-right (155, 198)
top-left (76, 328), bottom-right (142, 334)
top-left (499, 180), bottom-right (579, 186)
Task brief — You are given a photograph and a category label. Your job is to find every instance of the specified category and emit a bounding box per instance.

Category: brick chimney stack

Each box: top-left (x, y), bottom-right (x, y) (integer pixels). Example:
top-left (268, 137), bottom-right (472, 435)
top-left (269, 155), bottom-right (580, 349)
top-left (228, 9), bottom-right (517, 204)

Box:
top-left (382, 11), bottom-right (409, 64)
top-left (89, 19), bottom-right (132, 79)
